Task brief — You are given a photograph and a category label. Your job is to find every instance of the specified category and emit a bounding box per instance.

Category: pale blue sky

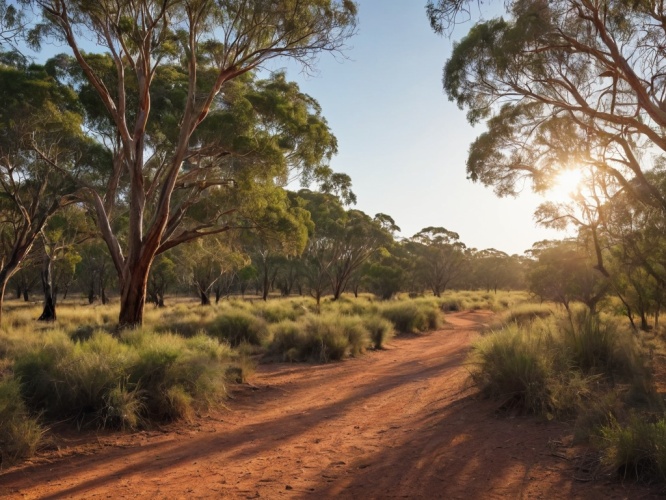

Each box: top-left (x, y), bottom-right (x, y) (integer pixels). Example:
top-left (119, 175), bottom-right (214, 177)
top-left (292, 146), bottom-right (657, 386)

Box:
top-left (270, 1), bottom-right (566, 255)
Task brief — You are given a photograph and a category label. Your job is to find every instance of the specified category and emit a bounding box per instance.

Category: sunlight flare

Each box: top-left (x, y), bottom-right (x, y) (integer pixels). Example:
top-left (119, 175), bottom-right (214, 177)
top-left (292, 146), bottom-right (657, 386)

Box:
top-left (546, 169), bottom-right (584, 201)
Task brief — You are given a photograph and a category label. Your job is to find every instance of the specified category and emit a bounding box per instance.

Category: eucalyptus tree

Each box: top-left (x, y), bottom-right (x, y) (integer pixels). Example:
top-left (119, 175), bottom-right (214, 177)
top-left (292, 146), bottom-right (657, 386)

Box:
top-left (147, 253), bottom-right (176, 307)
top-left (0, 60), bottom-right (88, 322)
top-left (241, 195), bottom-right (311, 301)
top-left (36, 205), bottom-right (90, 320)
top-left (364, 245), bottom-right (408, 300)
top-left (29, 0), bottom-right (357, 327)
top-left (470, 248), bottom-right (525, 293)
top-left (175, 236), bottom-right (247, 305)
top-left (527, 239), bottom-right (609, 314)
top-left (429, 0), bottom-right (666, 211)
top-left (408, 227), bottom-right (467, 297)
top-left (77, 240), bottom-right (115, 304)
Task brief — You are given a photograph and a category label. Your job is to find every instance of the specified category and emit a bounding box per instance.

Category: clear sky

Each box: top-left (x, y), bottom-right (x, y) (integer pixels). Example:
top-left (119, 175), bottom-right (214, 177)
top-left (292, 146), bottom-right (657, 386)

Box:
top-left (268, 0), bottom-right (567, 256)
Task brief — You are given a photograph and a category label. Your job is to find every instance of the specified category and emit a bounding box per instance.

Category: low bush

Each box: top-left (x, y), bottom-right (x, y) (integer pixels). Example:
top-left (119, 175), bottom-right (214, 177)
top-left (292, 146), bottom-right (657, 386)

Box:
top-left (299, 315), bottom-right (349, 362)
top-left (471, 323), bottom-right (555, 414)
top-left (503, 303), bottom-right (554, 326)
top-left (208, 310), bottom-right (270, 346)
top-left (562, 311), bottom-right (644, 381)
top-left (268, 313), bottom-right (371, 362)
top-left (337, 316), bottom-right (370, 357)
top-left (0, 377), bottom-right (43, 465)
top-left (364, 315), bottom-right (395, 349)
top-left (380, 301), bottom-right (442, 334)
top-left (470, 312), bottom-right (651, 418)
top-left (13, 329), bottom-right (231, 428)
top-left (600, 416), bottom-right (666, 482)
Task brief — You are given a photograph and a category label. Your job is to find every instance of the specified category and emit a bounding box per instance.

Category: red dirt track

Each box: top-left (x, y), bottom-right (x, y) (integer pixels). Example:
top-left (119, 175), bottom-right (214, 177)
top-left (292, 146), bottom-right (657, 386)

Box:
top-left (0, 311), bottom-right (660, 498)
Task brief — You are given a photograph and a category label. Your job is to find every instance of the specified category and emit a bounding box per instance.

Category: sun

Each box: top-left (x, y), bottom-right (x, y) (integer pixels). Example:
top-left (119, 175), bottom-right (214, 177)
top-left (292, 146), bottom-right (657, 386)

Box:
top-left (546, 169), bottom-right (583, 201)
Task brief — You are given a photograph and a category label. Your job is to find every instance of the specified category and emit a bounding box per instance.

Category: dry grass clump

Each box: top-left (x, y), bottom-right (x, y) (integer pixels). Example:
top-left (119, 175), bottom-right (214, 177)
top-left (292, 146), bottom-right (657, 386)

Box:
top-left (363, 315), bottom-right (395, 349)
top-left (208, 310), bottom-right (271, 346)
top-left (0, 377), bottom-right (43, 466)
top-left (251, 299), bottom-right (312, 323)
top-left (470, 312), bottom-right (651, 419)
top-left (268, 313), bottom-right (371, 362)
top-left (503, 302), bottom-right (555, 326)
top-left (599, 416), bottom-right (666, 482)
top-left (12, 329), bottom-right (231, 429)
top-left (437, 290), bottom-right (531, 313)
top-left (379, 300), bottom-right (442, 334)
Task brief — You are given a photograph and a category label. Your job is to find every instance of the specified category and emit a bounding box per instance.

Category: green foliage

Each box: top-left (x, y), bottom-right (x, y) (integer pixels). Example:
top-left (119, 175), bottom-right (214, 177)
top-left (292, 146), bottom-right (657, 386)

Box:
top-left (472, 323), bottom-right (555, 414)
top-left (268, 313), bottom-right (370, 362)
top-left (562, 311), bottom-right (643, 379)
top-left (0, 377), bottom-right (43, 465)
top-left (363, 315), bottom-right (395, 349)
top-left (13, 329), bottom-right (230, 428)
top-left (470, 312), bottom-right (650, 417)
top-left (209, 310), bottom-right (271, 346)
top-left (380, 300), bottom-right (442, 334)
top-left (503, 303), bottom-right (554, 326)
top-left (600, 417), bottom-right (666, 482)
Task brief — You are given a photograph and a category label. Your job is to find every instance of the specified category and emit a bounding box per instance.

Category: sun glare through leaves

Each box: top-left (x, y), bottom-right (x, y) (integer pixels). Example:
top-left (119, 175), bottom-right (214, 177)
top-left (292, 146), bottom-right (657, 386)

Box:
top-left (546, 169), bottom-right (584, 202)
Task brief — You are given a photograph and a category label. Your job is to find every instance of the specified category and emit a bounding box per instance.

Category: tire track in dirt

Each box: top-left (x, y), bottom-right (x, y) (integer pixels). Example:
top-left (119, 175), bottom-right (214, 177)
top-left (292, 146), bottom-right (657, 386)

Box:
top-left (0, 310), bottom-right (659, 499)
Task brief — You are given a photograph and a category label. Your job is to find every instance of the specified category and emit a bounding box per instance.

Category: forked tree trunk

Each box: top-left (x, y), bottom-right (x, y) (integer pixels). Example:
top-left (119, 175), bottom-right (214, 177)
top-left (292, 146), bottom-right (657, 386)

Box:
top-left (118, 268), bottom-right (150, 328)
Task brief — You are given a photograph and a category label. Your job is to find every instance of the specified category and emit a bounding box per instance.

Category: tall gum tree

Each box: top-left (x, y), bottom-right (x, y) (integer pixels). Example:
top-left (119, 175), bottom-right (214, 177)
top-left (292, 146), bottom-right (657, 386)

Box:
top-left (428, 0), bottom-right (666, 209)
top-left (29, 0), bottom-right (357, 327)
top-left (0, 60), bottom-right (87, 323)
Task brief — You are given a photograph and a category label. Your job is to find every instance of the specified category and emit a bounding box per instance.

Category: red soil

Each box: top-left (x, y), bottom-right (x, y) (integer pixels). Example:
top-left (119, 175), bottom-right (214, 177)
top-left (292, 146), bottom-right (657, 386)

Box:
top-left (0, 311), bottom-right (662, 499)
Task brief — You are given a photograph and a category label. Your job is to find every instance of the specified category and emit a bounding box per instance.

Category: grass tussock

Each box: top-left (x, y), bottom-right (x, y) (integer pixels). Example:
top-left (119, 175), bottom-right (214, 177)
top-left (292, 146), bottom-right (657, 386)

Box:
top-left (503, 302), bottom-right (555, 326)
top-left (363, 315), bottom-right (395, 349)
top-left (13, 329), bottom-right (231, 429)
top-left (0, 377), bottom-right (43, 466)
top-left (268, 313), bottom-right (371, 362)
top-left (208, 310), bottom-right (271, 346)
top-left (470, 311), bottom-right (649, 418)
top-left (599, 416), bottom-right (666, 482)
top-left (379, 301), bottom-right (442, 334)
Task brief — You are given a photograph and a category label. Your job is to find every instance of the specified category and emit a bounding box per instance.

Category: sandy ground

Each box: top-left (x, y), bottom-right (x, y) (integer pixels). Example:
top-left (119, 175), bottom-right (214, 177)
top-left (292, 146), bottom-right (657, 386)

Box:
top-left (0, 311), bottom-right (662, 499)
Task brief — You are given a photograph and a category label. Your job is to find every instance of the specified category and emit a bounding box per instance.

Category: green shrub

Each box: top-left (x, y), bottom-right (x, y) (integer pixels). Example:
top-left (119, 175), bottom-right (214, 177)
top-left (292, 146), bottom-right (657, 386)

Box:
top-left (561, 311), bottom-right (644, 381)
top-left (269, 321), bottom-right (308, 362)
top-left (381, 302), bottom-right (428, 333)
top-left (14, 329), bottom-right (230, 427)
top-left (337, 316), bottom-right (370, 357)
top-left (470, 323), bottom-right (554, 414)
top-left (299, 315), bottom-right (348, 362)
top-left (364, 315), bottom-right (395, 349)
top-left (600, 416), bottom-right (666, 481)
top-left (209, 310), bottom-right (270, 346)
top-left (100, 383), bottom-right (145, 430)
top-left (504, 303), bottom-right (554, 326)
top-left (253, 301), bottom-right (308, 323)
top-left (0, 377), bottom-right (43, 465)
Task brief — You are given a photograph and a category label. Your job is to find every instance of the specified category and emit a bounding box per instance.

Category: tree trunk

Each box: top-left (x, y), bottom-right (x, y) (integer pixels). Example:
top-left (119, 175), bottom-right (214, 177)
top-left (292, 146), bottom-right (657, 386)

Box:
top-left (0, 274), bottom-right (8, 325)
top-left (23, 290), bottom-right (29, 302)
top-left (38, 254), bottom-right (56, 322)
top-left (118, 268), bottom-right (150, 328)
top-left (262, 268), bottom-right (269, 301)
top-left (200, 290), bottom-right (210, 306)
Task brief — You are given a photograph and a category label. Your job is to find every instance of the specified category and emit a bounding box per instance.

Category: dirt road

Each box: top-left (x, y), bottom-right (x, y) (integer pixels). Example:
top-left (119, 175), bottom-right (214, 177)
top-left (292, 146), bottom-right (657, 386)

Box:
top-left (0, 311), bottom-right (658, 498)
